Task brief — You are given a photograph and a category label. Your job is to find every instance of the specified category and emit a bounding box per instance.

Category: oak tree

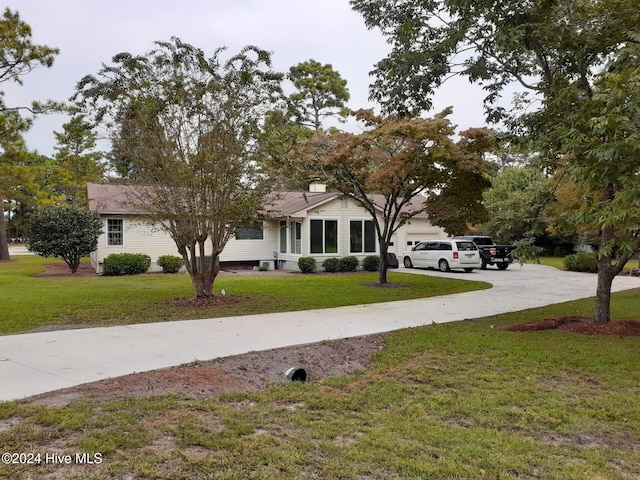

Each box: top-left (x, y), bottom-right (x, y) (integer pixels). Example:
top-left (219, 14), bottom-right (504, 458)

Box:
top-left (352, 0), bottom-right (640, 322)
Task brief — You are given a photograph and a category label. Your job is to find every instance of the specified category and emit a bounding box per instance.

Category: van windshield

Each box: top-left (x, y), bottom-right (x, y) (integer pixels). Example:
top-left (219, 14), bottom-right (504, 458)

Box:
top-left (456, 241), bottom-right (477, 251)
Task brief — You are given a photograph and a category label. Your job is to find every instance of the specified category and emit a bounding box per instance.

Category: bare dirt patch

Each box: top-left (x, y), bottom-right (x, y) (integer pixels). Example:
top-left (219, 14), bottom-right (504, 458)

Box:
top-left (501, 316), bottom-right (640, 336)
top-left (29, 333), bottom-right (388, 406)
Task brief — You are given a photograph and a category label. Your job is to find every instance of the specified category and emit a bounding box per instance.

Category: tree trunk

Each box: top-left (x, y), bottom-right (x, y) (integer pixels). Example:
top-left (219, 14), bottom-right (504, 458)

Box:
top-left (0, 201), bottom-right (10, 261)
top-left (378, 243), bottom-right (389, 284)
top-left (594, 259), bottom-right (615, 323)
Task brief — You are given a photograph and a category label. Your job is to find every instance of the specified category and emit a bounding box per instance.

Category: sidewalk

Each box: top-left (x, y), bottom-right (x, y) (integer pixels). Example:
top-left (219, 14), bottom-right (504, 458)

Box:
top-left (2, 264), bottom-right (639, 401)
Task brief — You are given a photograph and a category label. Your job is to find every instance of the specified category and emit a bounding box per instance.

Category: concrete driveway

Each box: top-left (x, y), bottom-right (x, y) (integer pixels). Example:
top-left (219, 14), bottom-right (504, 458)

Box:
top-left (1, 264), bottom-right (639, 402)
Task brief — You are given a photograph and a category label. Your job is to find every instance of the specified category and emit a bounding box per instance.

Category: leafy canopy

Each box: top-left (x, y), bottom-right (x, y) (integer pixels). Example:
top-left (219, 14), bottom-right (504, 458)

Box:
top-left (73, 37), bottom-right (284, 297)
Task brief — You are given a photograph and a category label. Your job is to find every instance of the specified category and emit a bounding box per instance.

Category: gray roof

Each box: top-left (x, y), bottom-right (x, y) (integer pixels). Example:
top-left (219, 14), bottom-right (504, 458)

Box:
top-left (87, 183), bottom-right (429, 219)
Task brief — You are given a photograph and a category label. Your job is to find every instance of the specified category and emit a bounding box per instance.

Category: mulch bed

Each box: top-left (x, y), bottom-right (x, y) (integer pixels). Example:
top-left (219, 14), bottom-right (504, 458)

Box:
top-left (501, 316), bottom-right (640, 337)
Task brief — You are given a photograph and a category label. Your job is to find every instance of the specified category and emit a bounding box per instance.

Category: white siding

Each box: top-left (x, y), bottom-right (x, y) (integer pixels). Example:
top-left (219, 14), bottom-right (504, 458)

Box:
top-left (90, 199), bottom-right (448, 273)
top-left (92, 216), bottom-right (279, 273)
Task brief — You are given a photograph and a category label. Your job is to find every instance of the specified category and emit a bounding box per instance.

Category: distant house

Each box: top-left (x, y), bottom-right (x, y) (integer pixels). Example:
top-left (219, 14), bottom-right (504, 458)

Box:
top-left (87, 182), bottom-right (448, 273)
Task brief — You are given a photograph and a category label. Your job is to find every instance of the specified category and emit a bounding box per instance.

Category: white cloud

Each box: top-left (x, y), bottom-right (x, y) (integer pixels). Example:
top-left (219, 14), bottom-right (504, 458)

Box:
top-left (3, 0), bottom-right (487, 155)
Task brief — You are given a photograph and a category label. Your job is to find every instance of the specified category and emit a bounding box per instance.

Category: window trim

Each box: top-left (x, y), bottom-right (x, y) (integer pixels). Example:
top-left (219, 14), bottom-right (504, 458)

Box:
top-left (106, 218), bottom-right (124, 246)
top-left (309, 218), bottom-right (339, 255)
top-left (349, 218), bottom-right (377, 254)
top-left (235, 221), bottom-right (264, 240)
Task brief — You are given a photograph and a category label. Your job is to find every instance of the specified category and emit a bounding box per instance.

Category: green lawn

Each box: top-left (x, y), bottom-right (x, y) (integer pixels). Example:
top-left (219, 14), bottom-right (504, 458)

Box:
top-left (0, 255), bottom-right (490, 335)
top-left (1, 290), bottom-right (639, 479)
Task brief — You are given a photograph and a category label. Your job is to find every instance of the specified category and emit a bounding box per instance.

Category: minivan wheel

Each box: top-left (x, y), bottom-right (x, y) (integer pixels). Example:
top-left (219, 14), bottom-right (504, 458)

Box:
top-left (438, 259), bottom-right (450, 272)
top-left (403, 257), bottom-right (413, 268)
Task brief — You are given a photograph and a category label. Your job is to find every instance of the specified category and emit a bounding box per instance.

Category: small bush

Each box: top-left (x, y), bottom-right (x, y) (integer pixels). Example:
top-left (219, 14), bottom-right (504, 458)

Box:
top-left (157, 255), bottom-right (182, 273)
top-left (362, 255), bottom-right (380, 272)
top-left (298, 256), bottom-right (317, 274)
top-left (563, 252), bottom-right (598, 273)
top-left (103, 253), bottom-right (151, 276)
top-left (323, 258), bottom-right (340, 273)
top-left (339, 256), bottom-right (359, 272)
top-left (258, 263), bottom-right (269, 271)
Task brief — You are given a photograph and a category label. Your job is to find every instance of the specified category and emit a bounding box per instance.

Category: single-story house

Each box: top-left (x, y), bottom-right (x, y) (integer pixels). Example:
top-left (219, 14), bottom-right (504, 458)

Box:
top-left (87, 182), bottom-right (448, 273)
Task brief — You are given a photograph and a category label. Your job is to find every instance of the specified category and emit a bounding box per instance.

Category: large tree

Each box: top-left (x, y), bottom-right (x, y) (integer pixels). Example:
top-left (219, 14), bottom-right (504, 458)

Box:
top-left (299, 108), bottom-right (492, 283)
top-left (352, 0), bottom-right (640, 322)
top-left (0, 7), bottom-right (59, 260)
top-left (288, 59), bottom-right (350, 131)
top-left (73, 38), bottom-right (283, 297)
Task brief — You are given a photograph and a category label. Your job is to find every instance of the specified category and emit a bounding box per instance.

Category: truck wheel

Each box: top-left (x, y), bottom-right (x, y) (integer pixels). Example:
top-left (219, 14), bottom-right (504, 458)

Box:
top-left (497, 263), bottom-right (509, 270)
top-left (481, 260), bottom-right (487, 270)
top-left (403, 257), bottom-right (413, 268)
top-left (464, 268), bottom-right (474, 273)
top-left (438, 259), bottom-right (450, 272)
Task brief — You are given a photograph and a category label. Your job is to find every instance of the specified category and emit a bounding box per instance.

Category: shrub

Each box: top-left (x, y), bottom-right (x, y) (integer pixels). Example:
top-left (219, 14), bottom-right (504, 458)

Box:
top-left (157, 255), bottom-right (182, 273)
top-left (362, 255), bottom-right (380, 272)
top-left (323, 257), bottom-right (340, 273)
top-left (28, 206), bottom-right (102, 273)
top-left (339, 256), bottom-right (359, 272)
top-left (258, 263), bottom-right (269, 271)
top-left (103, 253), bottom-right (151, 276)
top-left (563, 252), bottom-right (598, 273)
top-left (298, 256), bottom-right (317, 274)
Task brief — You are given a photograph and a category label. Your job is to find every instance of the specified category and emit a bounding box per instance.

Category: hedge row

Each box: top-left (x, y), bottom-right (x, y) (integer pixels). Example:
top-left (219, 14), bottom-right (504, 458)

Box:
top-left (297, 255), bottom-right (381, 274)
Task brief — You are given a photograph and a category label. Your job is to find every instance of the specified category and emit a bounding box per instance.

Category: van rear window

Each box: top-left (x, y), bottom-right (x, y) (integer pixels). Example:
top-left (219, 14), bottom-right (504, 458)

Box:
top-left (456, 241), bottom-right (477, 251)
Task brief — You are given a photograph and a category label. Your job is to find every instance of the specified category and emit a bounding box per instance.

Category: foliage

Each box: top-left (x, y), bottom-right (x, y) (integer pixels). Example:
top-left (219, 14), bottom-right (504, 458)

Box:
top-left (298, 109), bottom-right (493, 283)
top-left (297, 256), bottom-right (317, 274)
top-left (40, 115), bottom-right (104, 206)
top-left (73, 37), bottom-right (283, 297)
top-left (338, 255), bottom-right (359, 272)
top-left (563, 252), bottom-right (599, 273)
top-left (322, 257), bottom-right (340, 273)
top-left (157, 254), bottom-right (182, 274)
top-left (351, 0), bottom-right (640, 322)
top-left (483, 166), bottom-right (551, 243)
top-left (362, 255), bottom-right (380, 272)
top-left (27, 206), bottom-right (102, 273)
top-left (102, 253), bottom-right (151, 276)
top-left (288, 59), bottom-right (350, 131)
top-left (0, 7), bottom-right (59, 260)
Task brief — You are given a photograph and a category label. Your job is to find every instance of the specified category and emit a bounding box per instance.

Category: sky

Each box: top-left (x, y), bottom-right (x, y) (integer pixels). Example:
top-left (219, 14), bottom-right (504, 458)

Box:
top-left (4, 0), bottom-right (487, 156)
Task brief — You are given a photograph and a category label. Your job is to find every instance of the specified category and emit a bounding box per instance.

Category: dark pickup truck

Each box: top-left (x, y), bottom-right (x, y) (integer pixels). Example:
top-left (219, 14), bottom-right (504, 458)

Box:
top-left (455, 236), bottom-right (516, 270)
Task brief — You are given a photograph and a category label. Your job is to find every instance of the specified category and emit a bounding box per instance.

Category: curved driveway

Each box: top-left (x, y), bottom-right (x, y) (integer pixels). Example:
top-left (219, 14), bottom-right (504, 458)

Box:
top-left (1, 264), bottom-right (639, 401)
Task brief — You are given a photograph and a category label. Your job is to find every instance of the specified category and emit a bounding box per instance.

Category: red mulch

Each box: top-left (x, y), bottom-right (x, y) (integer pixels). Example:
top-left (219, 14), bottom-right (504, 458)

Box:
top-left (501, 316), bottom-right (640, 337)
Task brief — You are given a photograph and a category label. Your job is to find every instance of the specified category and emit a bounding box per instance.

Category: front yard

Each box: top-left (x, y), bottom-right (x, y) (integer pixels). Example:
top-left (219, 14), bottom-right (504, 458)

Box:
top-left (0, 290), bottom-right (639, 479)
top-left (0, 255), bottom-right (489, 335)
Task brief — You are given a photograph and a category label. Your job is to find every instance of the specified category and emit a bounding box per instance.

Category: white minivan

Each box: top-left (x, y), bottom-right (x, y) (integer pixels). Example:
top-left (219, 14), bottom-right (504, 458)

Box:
top-left (402, 239), bottom-right (482, 272)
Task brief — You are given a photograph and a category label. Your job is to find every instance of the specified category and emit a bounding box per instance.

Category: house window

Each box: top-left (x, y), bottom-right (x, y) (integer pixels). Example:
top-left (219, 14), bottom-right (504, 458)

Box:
top-left (290, 221), bottom-right (301, 254)
top-left (107, 219), bottom-right (123, 246)
top-left (279, 221), bottom-right (287, 254)
top-left (350, 220), bottom-right (376, 253)
top-left (235, 221), bottom-right (264, 240)
top-left (310, 219), bottom-right (337, 254)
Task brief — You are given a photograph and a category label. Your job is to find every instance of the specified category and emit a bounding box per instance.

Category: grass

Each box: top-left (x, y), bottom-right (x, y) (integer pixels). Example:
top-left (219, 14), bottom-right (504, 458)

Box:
top-left (1, 292), bottom-right (639, 479)
top-left (0, 255), bottom-right (489, 334)
top-left (1, 254), bottom-right (639, 478)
